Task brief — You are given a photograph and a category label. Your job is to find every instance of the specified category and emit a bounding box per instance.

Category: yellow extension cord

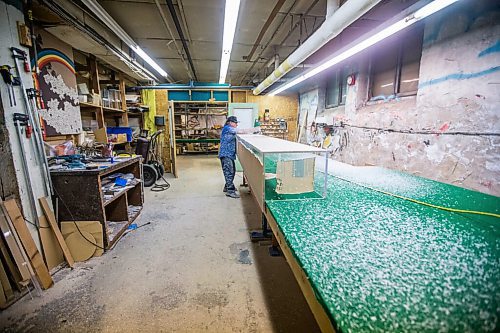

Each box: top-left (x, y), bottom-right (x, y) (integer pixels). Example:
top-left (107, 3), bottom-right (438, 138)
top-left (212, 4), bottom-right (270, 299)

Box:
top-left (333, 175), bottom-right (500, 219)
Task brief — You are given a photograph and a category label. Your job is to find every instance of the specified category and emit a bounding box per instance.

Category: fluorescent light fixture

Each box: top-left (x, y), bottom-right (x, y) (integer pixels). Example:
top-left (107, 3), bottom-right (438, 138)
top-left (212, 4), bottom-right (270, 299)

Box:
top-left (105, 45), bottom-right (158, 82)
top-left (82, 0), bottom-right (169, 79)
top-left (269, 0), bottom-right (460, 96)
top-left (134, 46), bottom-right (169, 78)
top-left (219, 0), bottom-right (241, 84)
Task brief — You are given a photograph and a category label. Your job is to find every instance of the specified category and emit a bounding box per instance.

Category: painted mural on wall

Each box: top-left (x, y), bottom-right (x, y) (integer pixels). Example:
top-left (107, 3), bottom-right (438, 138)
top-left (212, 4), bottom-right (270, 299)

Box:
top-left (33, 30), bottom-right (82, 136)
top-left (297, 89), bottom-right (318, 145)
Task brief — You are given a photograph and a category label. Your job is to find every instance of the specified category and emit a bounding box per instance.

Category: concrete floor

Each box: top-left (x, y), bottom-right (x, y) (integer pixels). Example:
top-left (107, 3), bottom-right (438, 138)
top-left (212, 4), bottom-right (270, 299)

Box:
top-left (0, 155), bottom-right (320, 332)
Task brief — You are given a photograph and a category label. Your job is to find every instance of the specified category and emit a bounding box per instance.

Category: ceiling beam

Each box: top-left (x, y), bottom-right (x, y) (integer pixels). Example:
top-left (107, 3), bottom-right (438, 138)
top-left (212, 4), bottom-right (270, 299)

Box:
top-left (245, 0), bottom-right (287, 62)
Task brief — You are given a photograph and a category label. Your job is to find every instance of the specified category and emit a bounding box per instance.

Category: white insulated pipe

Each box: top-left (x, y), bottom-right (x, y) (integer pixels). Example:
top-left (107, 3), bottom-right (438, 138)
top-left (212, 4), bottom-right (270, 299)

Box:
top-left (327, 0), bottom-right (340, 17)
top-left (253, 0), bottom-right (382, 95)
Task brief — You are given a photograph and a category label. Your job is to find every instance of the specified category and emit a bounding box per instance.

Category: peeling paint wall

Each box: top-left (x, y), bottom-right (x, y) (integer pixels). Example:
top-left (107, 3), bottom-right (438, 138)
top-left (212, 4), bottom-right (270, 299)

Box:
top-left (300, 1), bottom-right (500, 196)
top-left (0, 0), bottom-right (49, 250)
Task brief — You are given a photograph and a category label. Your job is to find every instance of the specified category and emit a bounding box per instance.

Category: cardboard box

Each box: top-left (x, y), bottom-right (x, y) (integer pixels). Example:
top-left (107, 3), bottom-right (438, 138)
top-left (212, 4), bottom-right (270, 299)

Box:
top-left (275, 156), bottom-right (315, 194)
top-left (108, 133), bottom-right (127, 144)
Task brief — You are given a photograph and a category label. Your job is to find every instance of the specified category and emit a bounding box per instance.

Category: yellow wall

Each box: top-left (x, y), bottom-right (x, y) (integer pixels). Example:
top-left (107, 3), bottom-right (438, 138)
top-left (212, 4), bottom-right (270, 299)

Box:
top-left (246, 92), bottom-right (299, 141)
top-left (154, 90), bottom-right (172, 172)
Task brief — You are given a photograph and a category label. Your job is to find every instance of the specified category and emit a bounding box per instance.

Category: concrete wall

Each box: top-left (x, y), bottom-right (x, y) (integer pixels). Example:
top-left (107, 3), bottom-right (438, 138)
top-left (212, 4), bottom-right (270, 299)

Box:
top-left (299, 1), bottom-right (500, 196)
top-left (0, 0), bottom-right (50, 249)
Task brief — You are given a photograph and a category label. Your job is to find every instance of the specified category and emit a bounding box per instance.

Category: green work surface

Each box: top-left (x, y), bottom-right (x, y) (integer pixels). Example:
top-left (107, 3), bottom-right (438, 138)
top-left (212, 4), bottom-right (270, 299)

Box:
top-left (266, 164), bottom-right (499, 333)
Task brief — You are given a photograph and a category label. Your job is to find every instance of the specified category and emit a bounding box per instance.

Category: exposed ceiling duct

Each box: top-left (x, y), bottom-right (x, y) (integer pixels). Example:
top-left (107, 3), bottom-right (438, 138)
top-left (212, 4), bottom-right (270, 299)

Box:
top-left (253, 0), bottom-right (383, 95)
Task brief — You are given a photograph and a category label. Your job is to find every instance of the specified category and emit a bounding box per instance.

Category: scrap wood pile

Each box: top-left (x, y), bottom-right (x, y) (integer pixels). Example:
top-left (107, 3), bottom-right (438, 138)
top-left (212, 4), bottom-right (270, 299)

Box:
top-left (0, 197), bottom-right (74, 309)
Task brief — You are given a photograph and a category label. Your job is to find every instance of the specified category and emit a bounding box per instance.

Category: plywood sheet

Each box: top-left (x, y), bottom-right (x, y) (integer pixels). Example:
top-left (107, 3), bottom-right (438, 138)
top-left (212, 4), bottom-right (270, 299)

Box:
top-left (237, 141), bottom-right (264, 212)
top-left (155, 90), bottom-right (172, 173)
top-left (61, 221), bottom-right (104, 257)
top-left (39, 197), bottom-right (74, 269)
top-left (39, 215), bottom-right (64, 270)
top-left (64, 231), bottom-right (96, 262)
top-left (246, 93), bottom-right (299, 141)
top-left (238, 134), bottom-right (324, 153)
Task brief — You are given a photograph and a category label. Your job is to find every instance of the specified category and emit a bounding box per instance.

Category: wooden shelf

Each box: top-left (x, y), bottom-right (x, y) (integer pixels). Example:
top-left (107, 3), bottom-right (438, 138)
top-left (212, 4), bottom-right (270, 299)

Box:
top-left (103, 181), bottom-right (141, 207)
top-left (103, 106), bottom-right (125, 113)
top-left (79, 102), bottom-right (101, 109)
top-left (76, 55), bottom-right (129, 128)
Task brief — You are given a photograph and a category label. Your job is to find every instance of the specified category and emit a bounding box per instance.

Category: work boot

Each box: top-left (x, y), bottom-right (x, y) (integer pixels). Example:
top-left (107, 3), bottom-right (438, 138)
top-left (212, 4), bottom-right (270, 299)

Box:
top-left (223, 186), bottom-right (227, 193)
top-left (226, 191), bottom-right (240, 198)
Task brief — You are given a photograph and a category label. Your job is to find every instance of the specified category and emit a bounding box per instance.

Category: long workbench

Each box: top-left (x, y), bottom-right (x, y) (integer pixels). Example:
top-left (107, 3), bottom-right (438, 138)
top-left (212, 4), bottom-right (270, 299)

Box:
top-left (237, 135), bottom-right (500, 333)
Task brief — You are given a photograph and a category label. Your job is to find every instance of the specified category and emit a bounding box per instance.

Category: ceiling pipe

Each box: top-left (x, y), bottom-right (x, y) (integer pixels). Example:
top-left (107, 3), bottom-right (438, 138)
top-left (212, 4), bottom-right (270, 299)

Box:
top-left (266, 54), bottom-right (280, 69)
top-left (253, 0), bottom-right (383, 95)
top-left (245, 0), bottom-right (287, 62)
top-left (176, 0), bottom-right (193, 44)
top-left (327, 0), bottom-right (340, 18)
top-left (154, 0), bottom-right (193, 80)
top-left (165, 0), bottom-right (198, 81)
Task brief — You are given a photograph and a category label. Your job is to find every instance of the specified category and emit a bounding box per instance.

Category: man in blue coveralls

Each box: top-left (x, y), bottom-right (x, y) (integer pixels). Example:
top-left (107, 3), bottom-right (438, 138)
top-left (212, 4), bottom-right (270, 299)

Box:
top-left (219, 116), bottom-right (241, 198)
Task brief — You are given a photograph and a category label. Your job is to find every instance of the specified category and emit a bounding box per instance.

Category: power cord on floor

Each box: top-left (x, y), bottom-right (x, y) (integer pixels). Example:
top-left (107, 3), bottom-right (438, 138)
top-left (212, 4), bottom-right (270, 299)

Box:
top-left (151, 174), bottom-right (170, 192)
top-left (52, 186), bottom-right (106, 250)
top-left (332, 175), bottom-right (500, 219)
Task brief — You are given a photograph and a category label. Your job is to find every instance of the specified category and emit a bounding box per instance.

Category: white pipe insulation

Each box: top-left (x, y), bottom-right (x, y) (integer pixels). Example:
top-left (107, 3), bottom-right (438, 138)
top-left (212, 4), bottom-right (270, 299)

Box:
top-left (253, 0), bottom-right (382, 95)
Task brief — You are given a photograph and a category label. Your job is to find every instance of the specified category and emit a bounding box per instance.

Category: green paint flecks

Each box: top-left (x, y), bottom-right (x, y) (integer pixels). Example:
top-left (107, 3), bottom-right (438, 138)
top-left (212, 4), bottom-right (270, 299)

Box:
top-left (266, 166), bottom-right (499, 333)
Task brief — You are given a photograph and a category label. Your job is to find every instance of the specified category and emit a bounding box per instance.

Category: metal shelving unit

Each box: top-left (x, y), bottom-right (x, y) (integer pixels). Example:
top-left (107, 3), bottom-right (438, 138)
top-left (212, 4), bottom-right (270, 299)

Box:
top-left (173, 101), bottom-right (228, 154)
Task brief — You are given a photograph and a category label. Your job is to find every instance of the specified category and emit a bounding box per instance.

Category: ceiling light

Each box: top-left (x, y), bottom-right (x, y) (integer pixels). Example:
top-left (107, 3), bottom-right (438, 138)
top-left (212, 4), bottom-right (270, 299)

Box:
top-left (219, 0), bottom-right (241, 84)
top-left (134, 46), bottom-right (169, 78)
top-left (269, 0), bottom-right (460, 96)
top-left (82, 0), bottom-right (169, 79)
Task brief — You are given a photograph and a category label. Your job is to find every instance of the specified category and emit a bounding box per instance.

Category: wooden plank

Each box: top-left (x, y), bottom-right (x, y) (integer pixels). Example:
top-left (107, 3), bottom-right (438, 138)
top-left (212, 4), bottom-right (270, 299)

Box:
top-left (0, 206), bottom-right (30, 282)
top-left (265, 209), bottom-right (336, 333)
top-left (88, 55), bottom-right (105, 129)
top-left (119, 76), bottom-right (129, 126)
top-left (39, 214), bottom-right (64, 270)
top-left (3, 199), bottom-right (53, 289)
top-left (0, 260), bottom-right (14, 301)
top-left (0, 236), bottom-right (23, 290)
top-left (237, 141), bottom-right (265, 212)
top-left (39, 197), bottom-right (74, 269)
